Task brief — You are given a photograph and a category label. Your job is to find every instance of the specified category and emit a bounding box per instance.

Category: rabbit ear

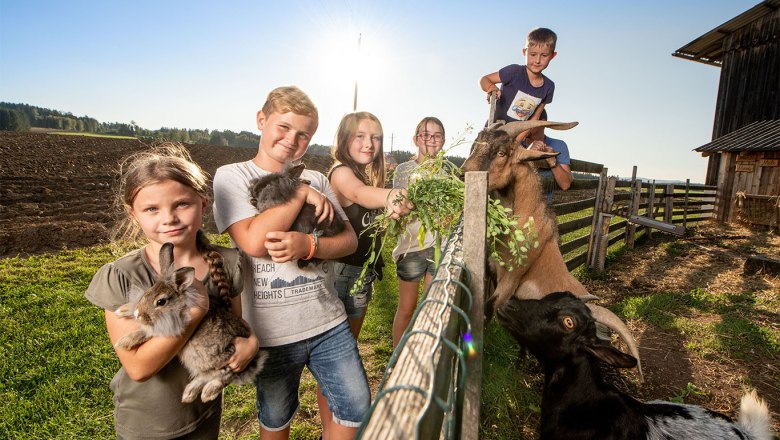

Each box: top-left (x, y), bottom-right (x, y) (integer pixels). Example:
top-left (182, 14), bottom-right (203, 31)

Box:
top-left (289, 163), bottom-right (305, 178)
top-left (159, 243), bottom-right (175, 276)
top-left (174, 267), bottom-right (196, 290)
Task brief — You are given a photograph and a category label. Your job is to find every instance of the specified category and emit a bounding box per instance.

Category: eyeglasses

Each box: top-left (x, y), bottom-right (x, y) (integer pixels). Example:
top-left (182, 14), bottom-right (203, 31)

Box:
top-left (417, 133), bottom-right (443, 142)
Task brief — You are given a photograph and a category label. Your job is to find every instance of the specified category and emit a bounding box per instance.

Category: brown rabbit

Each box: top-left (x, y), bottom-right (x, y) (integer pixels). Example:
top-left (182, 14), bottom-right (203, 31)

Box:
top-left (249, 163), bottom-right (346, 268)
top-left (114, 242), bottom-right (267, 403)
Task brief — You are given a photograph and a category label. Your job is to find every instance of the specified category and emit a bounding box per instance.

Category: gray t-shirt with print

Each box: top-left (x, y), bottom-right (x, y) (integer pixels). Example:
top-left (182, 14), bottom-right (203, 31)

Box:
top-left (212, 160), bottom-right (348, 347)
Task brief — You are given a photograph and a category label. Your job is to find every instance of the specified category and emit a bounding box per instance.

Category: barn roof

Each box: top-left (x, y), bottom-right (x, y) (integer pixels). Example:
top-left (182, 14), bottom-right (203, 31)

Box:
top-left (695, 119), bottom-right (780, 152)
top-left (672, 0), bottom-right (780, 66)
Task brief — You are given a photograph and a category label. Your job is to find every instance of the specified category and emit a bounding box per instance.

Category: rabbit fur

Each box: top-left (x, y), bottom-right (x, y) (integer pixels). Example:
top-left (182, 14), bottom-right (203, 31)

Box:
top-left (114, 242), bottom-right (267, 403)
top-left (248, 163), bottom-right (345, 268)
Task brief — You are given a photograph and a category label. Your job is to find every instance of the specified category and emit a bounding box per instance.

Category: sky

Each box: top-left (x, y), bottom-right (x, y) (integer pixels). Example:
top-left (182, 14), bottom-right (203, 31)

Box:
top-left (0, 0), bottom-right (759, 182)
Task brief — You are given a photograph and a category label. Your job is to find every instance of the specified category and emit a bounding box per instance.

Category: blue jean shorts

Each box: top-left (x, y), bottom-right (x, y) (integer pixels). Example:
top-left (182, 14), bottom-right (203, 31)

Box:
top-left (395, 247), bottom-right (437, 282)
top-left (254, 320), bottom-right (371, 430)
top-left (334, 262), bottom-right (374, 320)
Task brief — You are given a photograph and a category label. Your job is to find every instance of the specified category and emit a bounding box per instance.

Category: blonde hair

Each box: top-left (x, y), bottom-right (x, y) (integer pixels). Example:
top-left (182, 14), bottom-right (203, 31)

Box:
top-left (526, 27), bottom-right (557, 52)
top-left (111, 142), bottom-right (232, 301)
top-left (261, 85), bottom-right (318, 124)
top-left (329, 112), bottom-right (386, 188)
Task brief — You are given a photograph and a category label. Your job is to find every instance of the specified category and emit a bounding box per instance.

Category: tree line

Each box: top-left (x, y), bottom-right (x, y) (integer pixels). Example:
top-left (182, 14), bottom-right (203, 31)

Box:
top-left (0, 102), bottom-right (261, 148)
top-left (0, 102), bottom-right (464, 165)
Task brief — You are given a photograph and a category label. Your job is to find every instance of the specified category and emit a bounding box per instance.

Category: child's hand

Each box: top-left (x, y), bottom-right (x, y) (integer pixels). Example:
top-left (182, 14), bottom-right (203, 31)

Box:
top-left (386, 189), bottom-right (413, 220)
top-left (264, 231), bottom-right (310, 263)
top-left (222, 334), bottom-right (260, 373)
top-left (301, 186), bottom-right (335, 225)
top-left (486, 87), bottom-right (500, 103)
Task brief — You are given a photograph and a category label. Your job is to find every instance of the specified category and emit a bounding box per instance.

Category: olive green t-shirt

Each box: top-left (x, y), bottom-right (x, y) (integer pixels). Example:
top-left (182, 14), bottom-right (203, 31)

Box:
top-left (85, 246), bottom-right (244, 439)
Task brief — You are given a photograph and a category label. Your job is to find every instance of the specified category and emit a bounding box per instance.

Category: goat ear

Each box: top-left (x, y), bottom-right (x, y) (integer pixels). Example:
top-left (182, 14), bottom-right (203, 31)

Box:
top-left (585, 344), bottom-right (638, 369)
top-left (515, 147), bottom-right (560, 163)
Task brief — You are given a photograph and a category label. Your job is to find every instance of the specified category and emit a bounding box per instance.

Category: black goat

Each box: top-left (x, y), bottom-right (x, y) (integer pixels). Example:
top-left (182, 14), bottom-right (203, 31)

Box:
top-left (497, 291), bottom-right (773, 440)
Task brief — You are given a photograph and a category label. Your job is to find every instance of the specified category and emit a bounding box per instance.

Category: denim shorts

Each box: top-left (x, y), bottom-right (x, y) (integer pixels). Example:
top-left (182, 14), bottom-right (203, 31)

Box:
top-left (334, 262), bottom-right (374, 320)
top-left (395, 247), bottom-right (437, 282)
top-left (254, 320), bottom-right (371, 430)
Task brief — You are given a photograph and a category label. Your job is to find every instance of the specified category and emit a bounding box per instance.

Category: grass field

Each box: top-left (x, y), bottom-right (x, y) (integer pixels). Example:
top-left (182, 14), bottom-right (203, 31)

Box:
top-left (1, 226), bottom-right (777, 439)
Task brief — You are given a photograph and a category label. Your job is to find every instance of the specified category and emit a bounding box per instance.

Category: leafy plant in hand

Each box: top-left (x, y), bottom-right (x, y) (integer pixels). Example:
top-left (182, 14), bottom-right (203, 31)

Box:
top-left (349, 149), bottom-right (538, 296)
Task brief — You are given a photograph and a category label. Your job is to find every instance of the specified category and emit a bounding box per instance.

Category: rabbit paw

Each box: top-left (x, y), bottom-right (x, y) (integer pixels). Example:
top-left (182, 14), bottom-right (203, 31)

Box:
top-left (181, 385), bottom-right (200, 404)
top-left (200, 380), bottom-right (225, 402)
top-left (114, 330), bottom-right (149, 349)
top-left (114, 303), bottom-right (134, 318)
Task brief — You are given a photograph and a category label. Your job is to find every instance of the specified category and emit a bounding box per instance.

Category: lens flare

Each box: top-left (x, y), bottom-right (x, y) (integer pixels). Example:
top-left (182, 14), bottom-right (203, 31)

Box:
top-left (463, 332), bottom-right (476, 356)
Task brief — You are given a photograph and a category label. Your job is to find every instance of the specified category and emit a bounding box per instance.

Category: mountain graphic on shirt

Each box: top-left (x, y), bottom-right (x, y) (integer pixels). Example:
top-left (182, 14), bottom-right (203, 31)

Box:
top-left (271, 274), bottom-right (324, 289)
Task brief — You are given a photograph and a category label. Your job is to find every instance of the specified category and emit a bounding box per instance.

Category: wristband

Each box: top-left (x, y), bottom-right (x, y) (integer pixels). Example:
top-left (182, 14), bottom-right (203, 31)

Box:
top-left (302, 234), bottom-right (316, 260)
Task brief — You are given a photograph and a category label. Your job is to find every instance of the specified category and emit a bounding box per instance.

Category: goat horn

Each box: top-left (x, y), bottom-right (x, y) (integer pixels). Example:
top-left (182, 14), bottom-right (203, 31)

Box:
top-left (579, 294), bottom-right (600, 302)
top-left (487, 121), bottom-right (505, 131)
top-left (498, 120), bottom-right (579, 139)
top-left (586, 303), bottom-right (644, 382)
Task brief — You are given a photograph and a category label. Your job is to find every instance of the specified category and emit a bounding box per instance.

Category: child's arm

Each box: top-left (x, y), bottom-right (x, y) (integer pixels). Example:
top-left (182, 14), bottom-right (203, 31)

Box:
top-left (264, 221), bottom-right (358, 263)
top-left (105, 281), bottom-right (210, 382)
top-left (224, 295), bottom-right (260, 373)
top-left (227, 184), bottom-right (334, 258)
top-left (330, 166), bottom-right (412, 219)
top-left (479, 72), bottom-right (502, 102)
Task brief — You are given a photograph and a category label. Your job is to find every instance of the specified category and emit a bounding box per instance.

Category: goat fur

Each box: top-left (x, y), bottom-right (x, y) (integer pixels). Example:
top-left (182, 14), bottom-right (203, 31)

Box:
top-left (496, 292), bottom-right (774, 440)
top-left (462, 120), bottom-right (643, 378)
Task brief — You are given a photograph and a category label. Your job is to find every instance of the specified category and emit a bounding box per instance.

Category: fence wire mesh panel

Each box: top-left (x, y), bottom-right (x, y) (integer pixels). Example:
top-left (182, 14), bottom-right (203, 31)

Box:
top-left (356, 221), bottom-right (475, 440)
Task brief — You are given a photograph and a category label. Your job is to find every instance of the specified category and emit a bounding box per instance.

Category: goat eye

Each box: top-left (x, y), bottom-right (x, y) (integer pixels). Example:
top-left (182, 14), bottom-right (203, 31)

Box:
top-left (562, 316), bottom-right (575, 329)
top-left (155, 298), bottom-right (167, 307)
top-left (497, 151), bottom-right (506, 157)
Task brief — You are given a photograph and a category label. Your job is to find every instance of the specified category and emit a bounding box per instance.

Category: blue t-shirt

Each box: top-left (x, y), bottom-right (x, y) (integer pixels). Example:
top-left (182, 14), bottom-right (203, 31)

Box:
top-left (496, 64), bottom-right (555, 122)
top-left (523, 135), bottom-right (569, 204)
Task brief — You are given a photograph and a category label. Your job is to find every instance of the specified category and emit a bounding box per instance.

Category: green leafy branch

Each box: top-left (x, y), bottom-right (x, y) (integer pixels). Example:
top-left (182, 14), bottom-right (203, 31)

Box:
top-left (349, 148), bottom-right (537, 296)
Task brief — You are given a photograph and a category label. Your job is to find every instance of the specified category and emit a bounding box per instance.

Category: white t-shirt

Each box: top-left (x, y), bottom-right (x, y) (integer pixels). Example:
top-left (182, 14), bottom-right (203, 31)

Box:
top-left (212, 160), bottom-right (348, 347)
top-left (391, 160), bottom-right (438, 261)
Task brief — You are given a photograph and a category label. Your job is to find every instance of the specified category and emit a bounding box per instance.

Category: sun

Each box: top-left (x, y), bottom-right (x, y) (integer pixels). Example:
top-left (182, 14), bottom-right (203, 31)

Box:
top-left (311, 29), bottom-right (393, 110)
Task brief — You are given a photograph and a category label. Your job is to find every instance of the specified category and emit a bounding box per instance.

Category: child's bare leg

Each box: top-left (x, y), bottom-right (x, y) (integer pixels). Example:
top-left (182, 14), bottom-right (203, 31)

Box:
top-left (317, 385), bottom-right (332, 436)
top-left (393, 278), bottom-right (422, 347)
top-left (260, 426), bottom-right (290, 440)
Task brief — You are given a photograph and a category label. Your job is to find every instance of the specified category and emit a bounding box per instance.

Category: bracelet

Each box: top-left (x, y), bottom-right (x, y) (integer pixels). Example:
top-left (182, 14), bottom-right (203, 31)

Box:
top-left (302, 234), bottom-right (316, 260)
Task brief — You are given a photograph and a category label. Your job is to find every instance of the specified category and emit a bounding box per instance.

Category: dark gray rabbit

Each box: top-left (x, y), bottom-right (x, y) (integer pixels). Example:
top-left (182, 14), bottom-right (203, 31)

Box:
top-left (114, 242), bottom-right (267, 403)
top-left (249, 163), bottom-right (345, 268)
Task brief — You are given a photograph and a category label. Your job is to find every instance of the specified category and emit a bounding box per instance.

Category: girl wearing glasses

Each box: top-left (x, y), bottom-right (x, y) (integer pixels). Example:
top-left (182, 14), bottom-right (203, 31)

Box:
top-left (390, 116), bottom-right (446, 347)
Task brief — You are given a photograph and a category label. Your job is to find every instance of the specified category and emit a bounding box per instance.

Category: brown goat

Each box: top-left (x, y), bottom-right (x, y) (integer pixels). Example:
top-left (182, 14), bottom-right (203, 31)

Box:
top-left (463, 120), bottom-right (643, 379)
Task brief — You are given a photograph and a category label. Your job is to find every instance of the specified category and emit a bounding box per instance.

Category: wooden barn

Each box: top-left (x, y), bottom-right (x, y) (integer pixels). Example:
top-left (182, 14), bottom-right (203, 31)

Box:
top-left (674, 0), bottom-right (779, 227)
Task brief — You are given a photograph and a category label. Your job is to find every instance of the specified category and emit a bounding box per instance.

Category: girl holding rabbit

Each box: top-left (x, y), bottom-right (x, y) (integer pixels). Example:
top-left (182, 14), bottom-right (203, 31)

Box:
top-left (85, 143), bottom-right (259, 439)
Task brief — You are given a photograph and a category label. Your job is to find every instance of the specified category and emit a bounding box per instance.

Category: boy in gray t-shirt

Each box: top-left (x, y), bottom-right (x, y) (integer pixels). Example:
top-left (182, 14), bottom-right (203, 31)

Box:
top-left (212, 86), bottom-right (370, 438)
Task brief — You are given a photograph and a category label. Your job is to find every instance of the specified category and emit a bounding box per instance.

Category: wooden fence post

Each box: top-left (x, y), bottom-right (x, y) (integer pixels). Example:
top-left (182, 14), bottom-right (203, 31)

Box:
top-left (647, 180), bottom-right (656, 240)
top-left (625, 177), bottom-right (641, 248)
top-left (589, 176), bottom-right (615, 272)
top-left (684, 179), bottom-right (690, 229)
top-left (462, 172), bottom-right (487, 440)
top-left (664, 184), bottom-right (674, 224)
top-left (587, 168), bottom-right (608, 265)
